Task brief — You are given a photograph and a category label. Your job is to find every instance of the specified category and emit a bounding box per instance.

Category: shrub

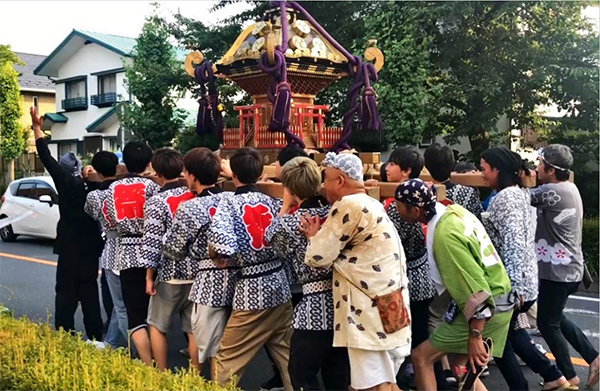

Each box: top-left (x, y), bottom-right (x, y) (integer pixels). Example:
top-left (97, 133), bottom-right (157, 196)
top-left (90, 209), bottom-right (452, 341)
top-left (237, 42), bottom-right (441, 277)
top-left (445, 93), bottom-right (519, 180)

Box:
top-left (174, 127), bottom-right (220, 155)
top-left (0, 315), bottom-right (237, 391)
top-left (582, 217), bottom-right (599, 277)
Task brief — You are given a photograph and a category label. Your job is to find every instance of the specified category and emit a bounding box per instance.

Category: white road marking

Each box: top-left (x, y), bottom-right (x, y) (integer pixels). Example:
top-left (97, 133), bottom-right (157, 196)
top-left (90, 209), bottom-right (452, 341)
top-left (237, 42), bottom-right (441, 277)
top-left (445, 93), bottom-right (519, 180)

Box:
top-left (564, 308), bottom-right (599, 316)
top-left (568, 295), bottom-right (600, 303)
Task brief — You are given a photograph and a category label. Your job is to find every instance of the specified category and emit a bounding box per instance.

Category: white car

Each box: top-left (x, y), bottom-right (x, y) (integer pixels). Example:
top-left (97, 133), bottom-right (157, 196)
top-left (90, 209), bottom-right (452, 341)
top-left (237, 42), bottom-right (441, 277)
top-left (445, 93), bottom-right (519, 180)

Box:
top-left (0, 177), bottom-right (59, 242)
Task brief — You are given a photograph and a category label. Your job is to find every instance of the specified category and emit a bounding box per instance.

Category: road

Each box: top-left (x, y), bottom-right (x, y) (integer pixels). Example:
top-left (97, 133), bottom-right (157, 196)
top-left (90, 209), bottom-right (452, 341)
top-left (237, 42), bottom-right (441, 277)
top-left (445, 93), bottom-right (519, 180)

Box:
top-left (1, 237), bottom-right (598, 390)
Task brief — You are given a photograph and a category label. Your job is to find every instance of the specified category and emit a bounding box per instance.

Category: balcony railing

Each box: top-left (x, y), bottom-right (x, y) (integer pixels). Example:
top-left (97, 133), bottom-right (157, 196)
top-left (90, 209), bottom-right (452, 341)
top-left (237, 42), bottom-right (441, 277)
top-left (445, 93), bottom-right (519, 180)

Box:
top-left (61, 97), bottom-right (88, 112)
top-left (91, 92), bottom-right (117, 107)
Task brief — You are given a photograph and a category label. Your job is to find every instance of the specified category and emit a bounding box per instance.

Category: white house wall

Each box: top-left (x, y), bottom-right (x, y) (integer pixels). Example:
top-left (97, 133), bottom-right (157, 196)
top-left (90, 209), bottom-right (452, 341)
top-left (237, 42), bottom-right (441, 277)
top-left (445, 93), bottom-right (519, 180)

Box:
top-left (51, 43), bottom-right (128, 148)
top-left (57, 43), bottom-right (122, 81)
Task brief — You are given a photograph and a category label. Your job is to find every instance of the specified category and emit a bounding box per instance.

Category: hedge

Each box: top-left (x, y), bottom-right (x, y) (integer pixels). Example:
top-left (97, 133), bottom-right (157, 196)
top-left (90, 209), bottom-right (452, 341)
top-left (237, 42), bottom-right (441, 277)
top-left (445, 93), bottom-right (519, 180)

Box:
top-left (0, 315), bottom-right (237, 391)
top-left (583, 217), bottom-right (599, 277)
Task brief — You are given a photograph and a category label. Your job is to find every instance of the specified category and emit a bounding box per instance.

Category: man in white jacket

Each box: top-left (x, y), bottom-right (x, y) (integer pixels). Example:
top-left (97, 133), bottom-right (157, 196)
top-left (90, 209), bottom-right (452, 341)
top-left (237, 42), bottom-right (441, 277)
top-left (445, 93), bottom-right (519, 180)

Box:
top-left (300, 152), bottom-right (411, 391)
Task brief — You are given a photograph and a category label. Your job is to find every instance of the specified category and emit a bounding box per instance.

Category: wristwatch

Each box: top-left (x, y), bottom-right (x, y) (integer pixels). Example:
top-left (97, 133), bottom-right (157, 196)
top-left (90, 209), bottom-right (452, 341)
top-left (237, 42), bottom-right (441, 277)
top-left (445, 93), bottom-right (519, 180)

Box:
top-left (469, 328), bottom-right (482, 338)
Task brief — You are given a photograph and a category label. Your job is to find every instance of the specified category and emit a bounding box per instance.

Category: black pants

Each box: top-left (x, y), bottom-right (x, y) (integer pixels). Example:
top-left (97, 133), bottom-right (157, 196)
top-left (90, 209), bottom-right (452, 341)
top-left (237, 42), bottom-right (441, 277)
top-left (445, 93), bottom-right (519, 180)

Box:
top-left (288, 329), bottom-right (350, 391)
top-left (100, 269), bottom-right (114, 324)
top-left (538, 279), bottom-right (599, 380)
top-left (411, 298), bottom-right (433, 349)
top-left (54, 257), bottom-right (103, 341)
top-left (120, 267), bottom-right (150, 333)
top-left (495, 300), bottom-right (563, 390)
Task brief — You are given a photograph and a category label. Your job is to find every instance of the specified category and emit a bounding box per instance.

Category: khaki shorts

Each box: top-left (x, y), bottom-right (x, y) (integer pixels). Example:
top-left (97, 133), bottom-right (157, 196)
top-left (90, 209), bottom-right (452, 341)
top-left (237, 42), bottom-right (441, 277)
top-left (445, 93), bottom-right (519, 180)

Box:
top-left (147, 282), bottom-right (193, 334)
top-left (191, 303), bottom-right (231, 363)
top-left (428, 290), bottom-right (452, 333)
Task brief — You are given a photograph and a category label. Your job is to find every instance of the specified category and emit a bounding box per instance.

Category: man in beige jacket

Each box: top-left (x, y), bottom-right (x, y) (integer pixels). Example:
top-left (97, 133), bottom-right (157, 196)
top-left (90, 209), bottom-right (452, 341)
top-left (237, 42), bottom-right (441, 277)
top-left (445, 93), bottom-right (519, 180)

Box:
top-left (299, 152), bottom-right (411, 391)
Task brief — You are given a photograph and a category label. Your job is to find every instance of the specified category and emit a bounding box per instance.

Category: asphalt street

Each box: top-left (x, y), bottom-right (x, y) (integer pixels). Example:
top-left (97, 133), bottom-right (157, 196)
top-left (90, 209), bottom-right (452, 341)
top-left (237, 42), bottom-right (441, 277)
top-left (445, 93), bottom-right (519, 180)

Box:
top-left (1, 237), bottom-right (598, 391)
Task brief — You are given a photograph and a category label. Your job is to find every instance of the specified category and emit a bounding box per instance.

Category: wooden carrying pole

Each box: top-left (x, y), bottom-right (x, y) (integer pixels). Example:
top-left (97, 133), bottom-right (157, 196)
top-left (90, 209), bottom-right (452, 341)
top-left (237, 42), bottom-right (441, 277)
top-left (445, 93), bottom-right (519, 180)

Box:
top-left (220, 180), bottom-right (442, 202)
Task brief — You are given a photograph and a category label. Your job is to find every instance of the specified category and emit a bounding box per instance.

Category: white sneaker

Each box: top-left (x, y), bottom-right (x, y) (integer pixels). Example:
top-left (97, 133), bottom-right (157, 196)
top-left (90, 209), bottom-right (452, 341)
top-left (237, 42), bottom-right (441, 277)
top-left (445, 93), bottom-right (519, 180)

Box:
top-left (85, 340), bottom-right (106, 350)
top-left (535, 343), bottom-right (547, 354)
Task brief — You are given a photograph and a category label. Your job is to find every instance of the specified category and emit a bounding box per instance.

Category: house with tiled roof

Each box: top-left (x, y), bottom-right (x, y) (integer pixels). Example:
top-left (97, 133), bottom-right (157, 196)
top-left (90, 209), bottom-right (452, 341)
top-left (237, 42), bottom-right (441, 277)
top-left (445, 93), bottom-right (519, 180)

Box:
top-left (13, 52), bottom-right (56, 153)
top-left (33, 29), bottom-right (188, 158)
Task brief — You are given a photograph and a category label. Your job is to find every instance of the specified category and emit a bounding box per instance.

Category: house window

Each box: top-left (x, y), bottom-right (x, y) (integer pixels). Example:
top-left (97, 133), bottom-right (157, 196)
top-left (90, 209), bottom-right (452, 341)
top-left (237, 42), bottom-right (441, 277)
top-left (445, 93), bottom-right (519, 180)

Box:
top-left (66, 79), bottom-right (86, 99)
top-left (98, 74), bottom-right (117, 95)
top-left (33, 96), bottom-right (39, 109)
top-left (58, 142), bottom-right (77, 156)
top-left (62, 78), bottom-right (88, 111)
top-left (109, 139), bottom-right (118, 151)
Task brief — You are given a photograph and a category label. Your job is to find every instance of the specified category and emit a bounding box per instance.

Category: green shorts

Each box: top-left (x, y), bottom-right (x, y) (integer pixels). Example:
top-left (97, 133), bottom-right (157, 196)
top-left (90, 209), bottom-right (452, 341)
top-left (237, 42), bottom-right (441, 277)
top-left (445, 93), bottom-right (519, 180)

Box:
top-left (429, 310), bottom-right (512, 357)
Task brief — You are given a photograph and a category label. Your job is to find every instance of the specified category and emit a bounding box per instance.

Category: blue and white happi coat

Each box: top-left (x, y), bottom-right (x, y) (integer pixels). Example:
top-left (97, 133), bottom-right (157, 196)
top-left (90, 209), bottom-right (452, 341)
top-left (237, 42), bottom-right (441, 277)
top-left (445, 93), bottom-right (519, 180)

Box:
top-left (141, 182), bottom-right (195, 281)
top-left (162, 187), bottom-right (238, 307)
top-left (384, 198), bottom-right (436, 302)
top-left (265, 195), bottom-right (334, 330)
top-left (209, 185), bottom-right (291, 311)
top-left (84, 179), bottom-right (119, 270)
top-left (105, 175), bottom-right (161, 270)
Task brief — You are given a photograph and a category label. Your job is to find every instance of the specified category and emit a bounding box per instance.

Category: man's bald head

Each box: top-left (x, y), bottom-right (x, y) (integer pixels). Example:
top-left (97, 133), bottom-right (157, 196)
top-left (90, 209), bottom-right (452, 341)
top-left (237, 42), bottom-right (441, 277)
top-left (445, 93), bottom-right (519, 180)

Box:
top-left (322, 166), bottom-right (365, 204)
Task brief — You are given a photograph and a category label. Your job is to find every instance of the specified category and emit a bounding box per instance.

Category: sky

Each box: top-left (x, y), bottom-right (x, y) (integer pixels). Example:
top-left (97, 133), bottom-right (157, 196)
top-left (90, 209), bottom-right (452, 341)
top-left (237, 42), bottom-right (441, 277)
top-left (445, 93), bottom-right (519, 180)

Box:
top-left (0, 1), bottom-right (251, 55)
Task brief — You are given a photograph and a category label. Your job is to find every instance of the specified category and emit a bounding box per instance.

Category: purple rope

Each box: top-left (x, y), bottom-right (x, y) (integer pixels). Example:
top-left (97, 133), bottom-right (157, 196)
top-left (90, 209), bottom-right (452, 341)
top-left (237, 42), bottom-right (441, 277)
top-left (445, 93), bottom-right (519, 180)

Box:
top-left (332, 56), bottom-right (364, 152)
top-left (194, 61), bottom-right (224, 142)
top-left (288, 1), bottom-right (381, 152)
top-left (258, 1), bottom-right (304, 147)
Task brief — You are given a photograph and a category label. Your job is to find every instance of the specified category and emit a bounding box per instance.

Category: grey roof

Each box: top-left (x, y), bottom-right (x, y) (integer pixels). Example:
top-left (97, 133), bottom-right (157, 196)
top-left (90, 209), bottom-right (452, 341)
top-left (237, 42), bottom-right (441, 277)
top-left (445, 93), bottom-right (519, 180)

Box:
top-left (13, 52), bottom-right (55, 93)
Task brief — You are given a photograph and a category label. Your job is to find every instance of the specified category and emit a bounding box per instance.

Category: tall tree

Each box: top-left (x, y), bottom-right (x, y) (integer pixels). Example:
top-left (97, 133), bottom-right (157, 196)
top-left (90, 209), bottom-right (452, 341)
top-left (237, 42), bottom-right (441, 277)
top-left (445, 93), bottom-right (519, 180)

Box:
top-left (119, 6), bottom-right (187, 149)
top-left (426, 1), bottom-right (599, 159)
top-left (0, 46), bottom-right (26, 183)
top-left (362, 2), bottom-right (444, 146)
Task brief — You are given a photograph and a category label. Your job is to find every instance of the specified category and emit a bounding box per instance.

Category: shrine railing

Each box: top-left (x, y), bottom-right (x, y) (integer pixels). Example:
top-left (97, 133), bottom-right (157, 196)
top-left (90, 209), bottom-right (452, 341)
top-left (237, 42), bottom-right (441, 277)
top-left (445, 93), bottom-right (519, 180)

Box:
top-left (221, 103), bottom-right (342, 149)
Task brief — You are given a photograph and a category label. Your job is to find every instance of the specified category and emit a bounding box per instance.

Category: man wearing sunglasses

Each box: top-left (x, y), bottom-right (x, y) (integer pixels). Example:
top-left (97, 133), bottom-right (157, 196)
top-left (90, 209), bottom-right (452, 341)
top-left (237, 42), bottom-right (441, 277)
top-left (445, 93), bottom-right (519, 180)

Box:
top-left (532, 144), bottom-right (599, 389)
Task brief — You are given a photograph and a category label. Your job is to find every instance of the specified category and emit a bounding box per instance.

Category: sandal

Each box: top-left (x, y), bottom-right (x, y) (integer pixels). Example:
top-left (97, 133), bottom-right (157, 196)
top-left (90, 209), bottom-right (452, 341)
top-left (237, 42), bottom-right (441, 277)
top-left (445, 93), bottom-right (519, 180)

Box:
top-left (458, 338), bottom-right (493, 391)
top-left (540, 381), bottom-right (579, 390)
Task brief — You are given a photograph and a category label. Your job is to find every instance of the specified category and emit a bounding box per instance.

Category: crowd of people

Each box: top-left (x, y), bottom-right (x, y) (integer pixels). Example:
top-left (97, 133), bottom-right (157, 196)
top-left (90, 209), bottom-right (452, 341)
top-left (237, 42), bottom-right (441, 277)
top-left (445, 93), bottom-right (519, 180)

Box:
top-left (30, 106), bottom-right (598, 391)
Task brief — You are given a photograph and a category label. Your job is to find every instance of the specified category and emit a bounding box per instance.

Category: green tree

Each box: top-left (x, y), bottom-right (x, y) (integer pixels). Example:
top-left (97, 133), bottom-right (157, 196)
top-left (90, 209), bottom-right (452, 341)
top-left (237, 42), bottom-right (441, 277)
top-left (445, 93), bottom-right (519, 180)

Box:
top-left (0, 46), bottom-right (27, 182)
top-left (119, 7), bottom-right (187, 149)
top-left (425, 2), bottom-right (598, 159)
top-left (168, 12), bottom-right (252, 120)
top-left (362, 2), bottom-right (444, 146)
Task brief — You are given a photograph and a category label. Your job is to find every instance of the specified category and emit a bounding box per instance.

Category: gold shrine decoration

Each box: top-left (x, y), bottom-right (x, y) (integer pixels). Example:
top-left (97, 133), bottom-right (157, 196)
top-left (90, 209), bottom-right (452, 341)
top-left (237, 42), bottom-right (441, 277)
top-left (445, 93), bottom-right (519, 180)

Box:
top-left (185, 50), bottom-right (218, 78)
top-left (266, 30), bottom-right (276, 65)
top-left (349, 40), bottom-right (385, 74)
top-left (364, 46), bottom-right (384, 73)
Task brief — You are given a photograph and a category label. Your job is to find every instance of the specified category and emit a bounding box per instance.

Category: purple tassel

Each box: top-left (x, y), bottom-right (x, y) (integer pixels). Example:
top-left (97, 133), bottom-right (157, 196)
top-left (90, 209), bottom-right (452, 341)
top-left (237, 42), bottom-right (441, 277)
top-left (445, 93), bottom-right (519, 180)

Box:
top-left (269, 82), bottom-right (291, 132)
top-left (361, 87), bottom-right (380, 131)
top-left (195, 97), bottom-right (212, 137)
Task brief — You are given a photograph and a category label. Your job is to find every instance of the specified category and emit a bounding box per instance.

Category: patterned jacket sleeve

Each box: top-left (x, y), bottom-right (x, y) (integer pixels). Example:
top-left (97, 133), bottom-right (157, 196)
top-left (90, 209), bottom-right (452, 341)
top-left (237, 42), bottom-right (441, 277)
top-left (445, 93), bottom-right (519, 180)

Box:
top-left (163, 202), bottom-right (198, 262)
top-left (487, 191), bottom-right (526, 297)
top-left (209, 196), bottom-right (238, 257)
top-left (265, 215), bottom-right (296, 255)
top-left (85, 191), bottom-right (102, 221)
top-left (466, 187), bottom-right (484, 220)
top-left (141, 196), bottom-right (167, 270)
top-left (384, 202), bottom-right (403, 236)
top-left (305, 198), bottom-right (361, 269)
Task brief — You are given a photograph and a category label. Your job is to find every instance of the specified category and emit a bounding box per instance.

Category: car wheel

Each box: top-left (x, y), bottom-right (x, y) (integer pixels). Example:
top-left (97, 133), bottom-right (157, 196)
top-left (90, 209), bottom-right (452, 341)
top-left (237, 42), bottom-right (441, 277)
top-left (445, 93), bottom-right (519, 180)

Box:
top-left (0, 219), bottom-right (17, 242)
